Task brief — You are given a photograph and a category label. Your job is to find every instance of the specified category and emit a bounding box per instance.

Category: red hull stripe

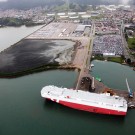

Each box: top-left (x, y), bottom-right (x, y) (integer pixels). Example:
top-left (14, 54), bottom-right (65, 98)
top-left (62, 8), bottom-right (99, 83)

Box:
top-left (59, 100), bottom-right (126, 116)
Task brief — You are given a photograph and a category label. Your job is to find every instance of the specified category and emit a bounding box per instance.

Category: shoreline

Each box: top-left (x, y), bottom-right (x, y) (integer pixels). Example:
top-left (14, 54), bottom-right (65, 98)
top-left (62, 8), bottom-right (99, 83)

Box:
top-left (0, 64), bottom-right (77, 79)
top-left (0, 58), bottom-right (133, 79)
top-left (91, 55), bottom-right (135, 67)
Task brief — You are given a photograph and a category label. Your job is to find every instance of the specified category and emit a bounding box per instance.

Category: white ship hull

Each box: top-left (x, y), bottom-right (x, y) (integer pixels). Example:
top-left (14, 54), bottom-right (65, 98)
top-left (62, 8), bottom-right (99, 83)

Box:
top-left (41, 86), bottom-right (127, 116)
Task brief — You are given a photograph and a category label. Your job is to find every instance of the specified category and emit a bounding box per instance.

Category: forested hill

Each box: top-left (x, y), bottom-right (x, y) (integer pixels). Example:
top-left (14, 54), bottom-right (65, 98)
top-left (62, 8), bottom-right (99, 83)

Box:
top-left (0, 0), bottom-right (64, 9)
top-left (0, 0), bottom-right (134, 10)
top-left (72, 0), bottom-right (117, 5)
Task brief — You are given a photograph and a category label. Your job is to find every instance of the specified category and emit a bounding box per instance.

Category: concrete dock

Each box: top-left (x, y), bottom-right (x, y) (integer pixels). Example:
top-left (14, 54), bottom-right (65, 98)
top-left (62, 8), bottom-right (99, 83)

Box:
top-left (76, 71), bottom-right (135, 108)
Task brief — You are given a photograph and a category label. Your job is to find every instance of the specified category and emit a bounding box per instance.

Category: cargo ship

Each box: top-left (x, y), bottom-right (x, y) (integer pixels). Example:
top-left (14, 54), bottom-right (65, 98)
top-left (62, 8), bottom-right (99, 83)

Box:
top-left (41, 85), bottom-right (127, 116)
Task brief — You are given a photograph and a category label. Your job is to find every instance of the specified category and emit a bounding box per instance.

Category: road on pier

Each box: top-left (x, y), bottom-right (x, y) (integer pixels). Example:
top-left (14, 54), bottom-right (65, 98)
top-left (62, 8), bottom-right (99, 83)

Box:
top-left (76, 23), bottom-right (95, 90)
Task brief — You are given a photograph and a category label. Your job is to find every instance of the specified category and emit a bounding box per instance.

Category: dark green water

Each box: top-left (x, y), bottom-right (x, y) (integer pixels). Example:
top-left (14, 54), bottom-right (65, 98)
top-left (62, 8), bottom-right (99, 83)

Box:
top-left (0, 62), bottom-right (135, 135)
top-left (91, 60), bottom-right (135, 90)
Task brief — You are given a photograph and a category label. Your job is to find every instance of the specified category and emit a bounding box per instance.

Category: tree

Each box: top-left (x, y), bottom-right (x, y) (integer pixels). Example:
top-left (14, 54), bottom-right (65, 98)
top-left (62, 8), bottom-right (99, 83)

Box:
top-left (125, 33), bottom-right (128, 41)
top-left (126, 58), bottom-right (131, 64)
top-left (69, 3), bottom-right (75, 9)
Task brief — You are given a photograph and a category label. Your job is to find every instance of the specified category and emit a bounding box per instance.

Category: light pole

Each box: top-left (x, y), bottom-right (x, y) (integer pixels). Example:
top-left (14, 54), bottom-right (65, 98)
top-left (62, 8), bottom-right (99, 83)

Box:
top-left (66, 0), bottom-right (69, 12)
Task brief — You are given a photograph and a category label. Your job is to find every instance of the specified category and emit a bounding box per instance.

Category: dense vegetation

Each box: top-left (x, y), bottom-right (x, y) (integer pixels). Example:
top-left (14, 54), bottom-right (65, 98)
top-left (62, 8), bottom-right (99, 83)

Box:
top-left (0, 0), bottom-right (64, 10)
top-left (0, 63), bottom-right (60, 78)
top-left (92, 54), bottom-right (125, 64)
top-left (107, 57), bottom-right (124, 63)
top-left (0, 18), bottom-right (43, 26)
top-left (127, 38), bottom-right (135, 50)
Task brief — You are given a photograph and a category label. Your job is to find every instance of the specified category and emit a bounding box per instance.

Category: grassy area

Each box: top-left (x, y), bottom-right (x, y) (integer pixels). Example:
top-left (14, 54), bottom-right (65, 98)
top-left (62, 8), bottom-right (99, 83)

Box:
top-left (92, 55), bottom-right (125, 64)
top-left (107, 57), bottom-right (124, 63)
top-left (127, 38), bottom-right (135, 50)
top-left (53, 4), bottom-right (68, 12)
top-left (91, 14), bottom-right (104, 20)
top-left (91, 55), bottom-right (105, 61)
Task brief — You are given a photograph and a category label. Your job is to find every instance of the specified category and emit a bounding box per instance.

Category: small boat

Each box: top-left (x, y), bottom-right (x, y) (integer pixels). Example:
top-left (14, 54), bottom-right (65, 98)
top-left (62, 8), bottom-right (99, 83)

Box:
top-left (90, 64), bottom-right (94, 67)
top-left (96, 77), bottom-right (102, 82)
top-left (89, 64), bottom-right (94, 71)
top-left (126, 78), bottom-right (133, 98)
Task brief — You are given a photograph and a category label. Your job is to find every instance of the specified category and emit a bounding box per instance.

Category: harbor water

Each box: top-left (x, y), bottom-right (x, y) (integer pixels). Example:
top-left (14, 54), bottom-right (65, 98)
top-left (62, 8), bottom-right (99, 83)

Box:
top-left (0, 25), bottom-right (43, 52)
top-left (91, 60), bottom-right (135, 90)
top-left (0, 68), bottom-right (135, 135)
top-left (0, 27), bottom-right (135, 135)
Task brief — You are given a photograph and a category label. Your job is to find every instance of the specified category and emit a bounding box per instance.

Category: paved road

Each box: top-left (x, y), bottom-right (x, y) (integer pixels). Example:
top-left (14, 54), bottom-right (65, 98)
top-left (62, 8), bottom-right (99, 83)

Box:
top-left (76, 23), bottom-right (95, 90)
top-left (121, 32), bottom-right (134, 62)
top-left (86, 23), bottom-right (95, 71)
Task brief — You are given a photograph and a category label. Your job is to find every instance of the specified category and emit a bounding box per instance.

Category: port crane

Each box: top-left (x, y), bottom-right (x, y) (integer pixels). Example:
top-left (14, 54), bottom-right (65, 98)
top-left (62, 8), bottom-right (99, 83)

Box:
top-left (126, 78), bottom-right (133, 98)
top-left (92, 77), bottom-right (95, 90)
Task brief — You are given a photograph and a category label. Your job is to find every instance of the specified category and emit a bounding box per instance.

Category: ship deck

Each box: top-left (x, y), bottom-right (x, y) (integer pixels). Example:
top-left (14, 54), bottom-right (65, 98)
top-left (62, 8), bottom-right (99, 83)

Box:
top-left (41, 85), bottom-right (127, 112)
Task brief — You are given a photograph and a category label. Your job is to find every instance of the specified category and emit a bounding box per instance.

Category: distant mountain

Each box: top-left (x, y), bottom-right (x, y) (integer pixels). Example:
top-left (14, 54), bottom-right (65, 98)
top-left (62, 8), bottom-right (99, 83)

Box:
top-left (0, 0), bottom-right (64, 9)
top-left (0, 0), bottom-right (134, 10)
top-left (72, 0), bottom-right (115, 5)
top-left (72, 0), bottom-right (134, 5)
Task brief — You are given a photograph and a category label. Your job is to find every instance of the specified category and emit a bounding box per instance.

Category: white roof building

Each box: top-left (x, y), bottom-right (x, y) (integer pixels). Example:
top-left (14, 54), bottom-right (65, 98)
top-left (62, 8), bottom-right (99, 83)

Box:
top-left (47, 13), bottom-right (55, 16)
top-left (78, 12), bottom-right (86, 15)
top-left (103, 53), bottom-right (115, 56)
top-left (81, 15), bottom-right (91, 18)
top-left (69, 16), bottom-right (79, 19)
top-left (68, 12), bottom-right (76, 15)
top-left (75, 25), bottom-right (86, 32)
top-left (57, 13), bottom-right (66, 16)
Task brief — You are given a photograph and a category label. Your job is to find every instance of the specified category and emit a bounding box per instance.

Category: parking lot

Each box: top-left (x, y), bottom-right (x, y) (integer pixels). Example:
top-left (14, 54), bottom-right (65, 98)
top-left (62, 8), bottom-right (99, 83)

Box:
top-left (93, 35), bottom-right (124, 56)
top-left (95, 21), bottom-right (120, 35)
